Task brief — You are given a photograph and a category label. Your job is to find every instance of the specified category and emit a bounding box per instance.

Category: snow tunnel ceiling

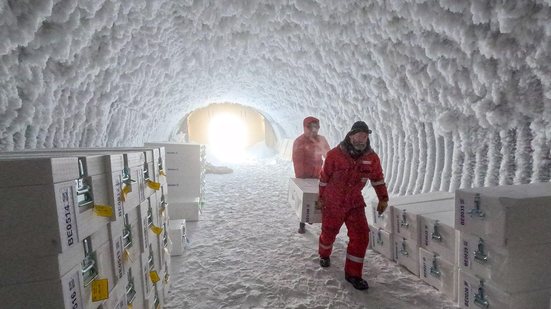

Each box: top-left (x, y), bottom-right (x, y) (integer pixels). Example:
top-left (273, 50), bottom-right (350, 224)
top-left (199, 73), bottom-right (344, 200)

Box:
top-left (1, 0), bottom-right (550, 192)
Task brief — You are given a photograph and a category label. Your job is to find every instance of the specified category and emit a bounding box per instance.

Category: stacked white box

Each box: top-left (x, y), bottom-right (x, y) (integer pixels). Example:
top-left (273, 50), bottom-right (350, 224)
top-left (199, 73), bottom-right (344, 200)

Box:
top-left (418, 210), bottom-right (459, 301)
top-left (419, 211), bottom-right (458, 263)
top-left (455, 182), bottom-right (551, 309)
top-left (455, 182), bottom-right (551, 248)
top-left (287, 178), bottom-right (321, 224)
top-left (392, 199), bottom-right (454, 276)
top-left (170, 198), bottom-right (201, 221)
top-left (0, 264), bottom-right (85, 308)
top-left (145, 142), bottom-right (205, 199)
top-left (459, 268), bottom-right (550, 309)
top-left (370, 191), bottom-right (453, 263)
top-left (169, 219), bottom-right (187, 256)
top-left (419, 247), bottom-right (456, 301)
top-left (1, 148), bottom-right (171, 308)
top-left (371, 227), bottom-right (394, 260)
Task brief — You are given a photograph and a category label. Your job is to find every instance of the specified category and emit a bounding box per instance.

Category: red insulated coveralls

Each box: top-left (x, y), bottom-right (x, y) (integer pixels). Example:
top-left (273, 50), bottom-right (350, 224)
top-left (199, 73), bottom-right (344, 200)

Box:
top-left (318, 144), bottom-right (388, 277)
top-left (292, 117), bottom-right (330, 178)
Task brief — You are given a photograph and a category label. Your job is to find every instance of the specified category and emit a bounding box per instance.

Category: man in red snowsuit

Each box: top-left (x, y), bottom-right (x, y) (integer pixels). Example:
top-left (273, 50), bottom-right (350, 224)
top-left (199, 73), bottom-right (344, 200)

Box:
top-left (318, 121), bottom-right (389, 290)
top-left (292, 116), bottom-right (331, 234)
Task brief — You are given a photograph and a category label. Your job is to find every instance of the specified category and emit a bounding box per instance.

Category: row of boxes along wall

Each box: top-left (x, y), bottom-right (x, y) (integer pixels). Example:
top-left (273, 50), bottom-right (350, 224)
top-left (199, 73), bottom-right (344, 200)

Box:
top-left (144, 142), bottom-right (206, 256)
top-left (288, 179), bottom-right (551, 308)
top-left (0, 143), bottom-right (206, 308)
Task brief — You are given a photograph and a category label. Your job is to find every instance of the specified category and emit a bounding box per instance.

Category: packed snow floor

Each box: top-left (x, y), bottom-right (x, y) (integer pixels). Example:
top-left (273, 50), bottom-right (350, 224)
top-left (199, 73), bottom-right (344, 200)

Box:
top-left (165, 159), bottom-right (458, 309)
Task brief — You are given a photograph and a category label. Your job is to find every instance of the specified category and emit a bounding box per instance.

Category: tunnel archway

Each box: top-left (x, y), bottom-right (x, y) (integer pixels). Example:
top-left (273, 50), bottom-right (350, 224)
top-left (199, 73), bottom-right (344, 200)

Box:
top-left (180, 103), bottom-right (278, 163)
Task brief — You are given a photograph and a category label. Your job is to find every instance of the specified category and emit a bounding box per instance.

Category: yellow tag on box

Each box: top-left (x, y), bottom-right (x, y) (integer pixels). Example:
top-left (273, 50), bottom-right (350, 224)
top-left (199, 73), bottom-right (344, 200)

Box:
top-left (91, 278), bottom-right (109, 302)
top-left (123, 248), bottom-right (133, 262)
top-left (159, 170), bottom-right (166, 176)
top-left (128, 304), bottom-right (133, 309)
top-left (149, 271), bottom-right (160, 284)
top-left (94, 205), bottom-right (113, 217)
top-left (122, 184), bottom-right (132, 194)
top-left (147, 180), bottom-right (161, 191)
top-left (150, 225), bottom-right (163, 235)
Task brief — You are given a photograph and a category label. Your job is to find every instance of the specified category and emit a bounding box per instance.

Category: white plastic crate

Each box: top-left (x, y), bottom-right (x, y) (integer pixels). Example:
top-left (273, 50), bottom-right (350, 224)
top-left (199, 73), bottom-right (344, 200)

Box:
top-left (419, 211), bottom-right (458, 263)
top-left (370, 227), bottom-right (394, 261)
top-left (459, 232), bottom-right (551, 293)
top-left (419, 247), bottom-right (457, 302)
top-left (455, 182), bottom-right (551, 248)
top-left (288, 178), bottom-right (321, 224)
top-left (458, 269), bottom-right (551, 309)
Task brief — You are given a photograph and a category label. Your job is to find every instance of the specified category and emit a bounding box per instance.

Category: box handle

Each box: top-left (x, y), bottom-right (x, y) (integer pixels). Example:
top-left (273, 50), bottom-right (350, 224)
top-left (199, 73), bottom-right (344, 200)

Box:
top-left (431, 220), bottom-right (442, 242)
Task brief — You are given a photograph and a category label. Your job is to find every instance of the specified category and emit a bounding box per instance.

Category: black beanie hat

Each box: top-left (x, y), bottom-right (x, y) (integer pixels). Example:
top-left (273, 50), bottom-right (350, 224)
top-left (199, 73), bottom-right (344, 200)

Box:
top-left (349, 121), bottom-right (372, 135)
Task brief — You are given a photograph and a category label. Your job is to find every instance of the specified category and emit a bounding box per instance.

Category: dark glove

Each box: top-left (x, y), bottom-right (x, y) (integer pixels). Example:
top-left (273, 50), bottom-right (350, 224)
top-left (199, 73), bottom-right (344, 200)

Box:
top-left (377, 200), bottom-right (388, 215)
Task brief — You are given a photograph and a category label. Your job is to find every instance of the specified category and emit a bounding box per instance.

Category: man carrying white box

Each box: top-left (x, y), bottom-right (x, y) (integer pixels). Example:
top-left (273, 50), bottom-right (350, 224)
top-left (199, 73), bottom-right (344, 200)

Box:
top-left (291, 116), bottom-right (330, 234)
top-left (317, 121), bottom-right (389, 291)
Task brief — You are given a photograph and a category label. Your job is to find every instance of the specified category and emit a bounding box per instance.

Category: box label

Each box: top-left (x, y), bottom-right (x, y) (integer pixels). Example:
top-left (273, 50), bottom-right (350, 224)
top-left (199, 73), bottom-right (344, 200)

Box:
top-left (463, 280), bottom-right (470, 307)
top-left (422, 257), bottom-right (427, 278)
top-left (63, 270), bottom-right (83, 309)
top-left (424, 225), bottom-right (429, 246)
top-left (113, 235), bottom-right (124, 280)
top-left (463, 241), bottom-right (469, 267)
top-left (59, 185), bottom-right (78, 249)
top-left (459, 198), bottom-right (466, 226)
top-left (114, 173), bottom-right (124, 219)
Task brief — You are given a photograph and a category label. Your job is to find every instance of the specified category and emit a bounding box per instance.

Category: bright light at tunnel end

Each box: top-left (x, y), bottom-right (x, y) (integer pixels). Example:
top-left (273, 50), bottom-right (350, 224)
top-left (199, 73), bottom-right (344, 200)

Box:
top-left (208, 113), bottom-right (248, 163)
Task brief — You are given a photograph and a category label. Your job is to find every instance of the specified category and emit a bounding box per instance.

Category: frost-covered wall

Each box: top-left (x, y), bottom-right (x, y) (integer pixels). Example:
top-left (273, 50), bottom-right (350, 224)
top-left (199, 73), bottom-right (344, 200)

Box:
top-left (1, 0), bottom-right (550, 192)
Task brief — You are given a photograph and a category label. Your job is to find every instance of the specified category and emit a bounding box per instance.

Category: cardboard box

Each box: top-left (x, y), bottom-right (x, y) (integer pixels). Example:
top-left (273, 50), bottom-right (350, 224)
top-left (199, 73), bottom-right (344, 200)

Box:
top-left (455, 182), bottom-right (551, 248)
top-left (458, 269), bottom-right (551, 309)
top-left (419, 247), bottom-right (457, 302)
top-left (288, 178), bottom-right (321, 224)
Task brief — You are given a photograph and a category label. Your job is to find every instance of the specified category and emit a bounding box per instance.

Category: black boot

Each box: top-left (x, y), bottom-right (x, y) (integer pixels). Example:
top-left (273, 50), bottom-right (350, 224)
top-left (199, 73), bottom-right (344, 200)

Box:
top-left (345, 274), bottom-right (369, 290)
top-left (319, 256), bottom-right (330, 268)
top-left (298, 222), bottom-right (306, 234)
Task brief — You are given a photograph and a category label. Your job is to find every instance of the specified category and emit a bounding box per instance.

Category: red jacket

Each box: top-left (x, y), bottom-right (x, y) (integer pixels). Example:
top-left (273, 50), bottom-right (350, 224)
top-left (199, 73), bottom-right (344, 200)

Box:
top-left (319, 144), bottom-right (388, 208)
top-left (292, 117), bottom-right (330, 178)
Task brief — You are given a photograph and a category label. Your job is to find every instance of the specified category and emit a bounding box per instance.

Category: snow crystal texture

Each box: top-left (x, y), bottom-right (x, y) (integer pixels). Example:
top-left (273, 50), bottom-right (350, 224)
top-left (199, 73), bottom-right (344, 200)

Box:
top-left (1, 0), bottom-right (550, 192)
